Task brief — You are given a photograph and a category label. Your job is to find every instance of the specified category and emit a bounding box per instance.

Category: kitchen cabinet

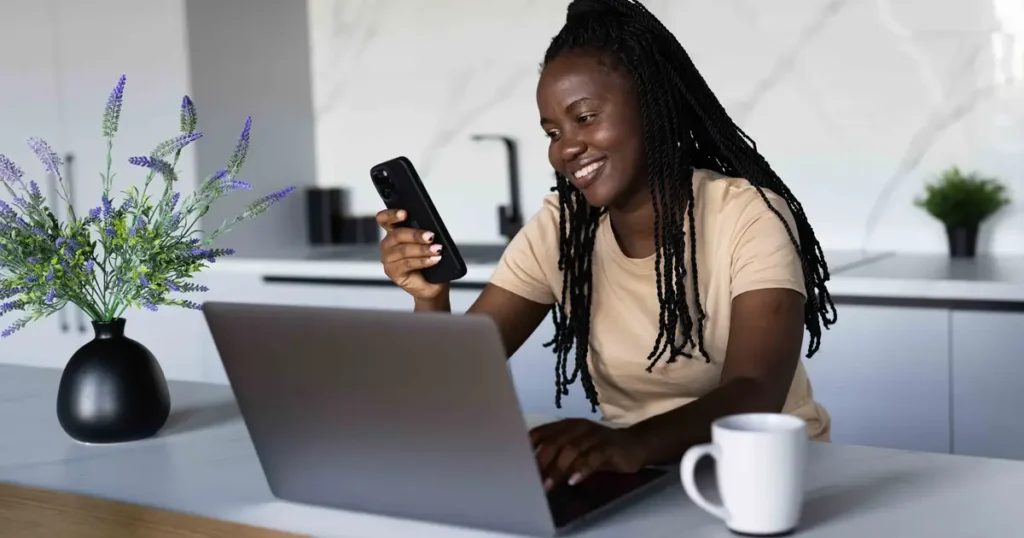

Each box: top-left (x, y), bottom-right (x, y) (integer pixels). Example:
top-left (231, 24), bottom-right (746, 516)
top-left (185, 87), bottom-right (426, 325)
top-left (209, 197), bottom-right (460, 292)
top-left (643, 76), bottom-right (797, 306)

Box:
top-left (49, 0), bottom-right (203, 380)
top-left (193, 271), bottom-right (595, 418)
top-left (951, 311), bottom-right (1024, 460)
top-left (802, 304), bottom-right (951, 454)
top-left (0, 0), bottom-right (199, 376)
top-left (0, 1), bottom-right (90, 369)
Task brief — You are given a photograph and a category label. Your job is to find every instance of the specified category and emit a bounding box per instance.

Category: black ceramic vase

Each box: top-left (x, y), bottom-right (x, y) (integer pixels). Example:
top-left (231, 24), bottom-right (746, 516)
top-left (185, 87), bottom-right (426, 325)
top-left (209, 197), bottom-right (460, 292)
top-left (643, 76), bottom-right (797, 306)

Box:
top-left (946, 225), bottom-right (978, 259)
top-left (56, 318), bottom-right (170, 444)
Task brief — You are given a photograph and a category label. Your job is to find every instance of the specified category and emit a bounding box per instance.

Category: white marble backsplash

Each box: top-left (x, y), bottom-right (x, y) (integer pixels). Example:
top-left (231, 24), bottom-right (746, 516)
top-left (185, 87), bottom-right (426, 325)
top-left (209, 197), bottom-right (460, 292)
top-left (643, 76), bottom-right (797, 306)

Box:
top-left (307, 0), bottom-right (1024, 255)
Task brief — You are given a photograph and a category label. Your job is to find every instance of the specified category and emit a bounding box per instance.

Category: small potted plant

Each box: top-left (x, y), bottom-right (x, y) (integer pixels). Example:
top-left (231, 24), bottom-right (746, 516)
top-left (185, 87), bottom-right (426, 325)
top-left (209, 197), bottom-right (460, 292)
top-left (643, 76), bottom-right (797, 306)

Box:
top-left (914, 166), bottom-right (1010, 258)
top-left (0, 75), bottom-right (294, 444)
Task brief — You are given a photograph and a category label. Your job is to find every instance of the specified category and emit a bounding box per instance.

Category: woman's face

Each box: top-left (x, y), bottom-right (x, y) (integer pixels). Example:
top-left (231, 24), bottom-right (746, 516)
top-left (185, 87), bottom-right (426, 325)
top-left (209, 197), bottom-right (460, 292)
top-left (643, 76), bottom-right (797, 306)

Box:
top-left (537, 51), bottom-right (646, 210)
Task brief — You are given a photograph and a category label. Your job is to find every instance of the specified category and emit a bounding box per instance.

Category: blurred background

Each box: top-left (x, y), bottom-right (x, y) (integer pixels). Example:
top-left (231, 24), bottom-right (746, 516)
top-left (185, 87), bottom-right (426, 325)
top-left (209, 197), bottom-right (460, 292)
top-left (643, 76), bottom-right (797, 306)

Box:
top-left (2, 0), bottom-right (1024, 462)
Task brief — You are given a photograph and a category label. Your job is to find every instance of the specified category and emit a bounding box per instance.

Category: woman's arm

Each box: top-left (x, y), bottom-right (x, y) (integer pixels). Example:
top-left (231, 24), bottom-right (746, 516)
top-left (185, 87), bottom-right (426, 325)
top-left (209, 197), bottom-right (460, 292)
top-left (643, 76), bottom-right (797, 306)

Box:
top-left (624, 286), bottom-right (805, 464)
top-left (468, 284), bottom-right (552, 359)
top-left (531, 287), bottom-right (806, 488)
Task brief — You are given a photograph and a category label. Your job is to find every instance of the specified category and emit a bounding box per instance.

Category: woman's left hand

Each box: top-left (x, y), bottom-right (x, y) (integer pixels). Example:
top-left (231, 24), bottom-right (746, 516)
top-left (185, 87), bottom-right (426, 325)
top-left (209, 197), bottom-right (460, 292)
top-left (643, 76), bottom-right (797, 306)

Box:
top-left (530, 419), bottom-right (647, 491)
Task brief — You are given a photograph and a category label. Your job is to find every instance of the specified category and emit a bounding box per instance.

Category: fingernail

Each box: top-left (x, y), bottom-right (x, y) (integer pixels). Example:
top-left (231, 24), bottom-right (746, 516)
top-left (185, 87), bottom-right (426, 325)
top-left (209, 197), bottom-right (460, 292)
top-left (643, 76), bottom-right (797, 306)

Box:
top-left (568, 473), bottom-right (582, 486)
top-left (430, 244), bottom-right (443, 254)
top-left (428, 255), bottom-right (441, 263)
top-left (543, 478), bottom-right (553, 492)
top-left (422, 232), bottom-right (434, 242)
top-left (397, 210), bottom-right (406, 219)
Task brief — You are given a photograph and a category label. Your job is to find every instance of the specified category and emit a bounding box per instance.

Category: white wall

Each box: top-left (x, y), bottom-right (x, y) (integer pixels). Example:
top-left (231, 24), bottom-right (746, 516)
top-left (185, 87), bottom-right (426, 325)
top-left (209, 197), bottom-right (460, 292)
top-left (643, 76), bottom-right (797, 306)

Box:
top-left (307, 0), bottom-right (1024, 255)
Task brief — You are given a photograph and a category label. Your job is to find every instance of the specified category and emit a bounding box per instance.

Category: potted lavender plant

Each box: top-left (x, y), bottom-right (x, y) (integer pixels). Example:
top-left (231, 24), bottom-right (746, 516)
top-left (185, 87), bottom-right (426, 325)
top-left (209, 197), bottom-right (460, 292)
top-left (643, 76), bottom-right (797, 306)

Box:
top-left (0, 75), bottom-right (293, 444)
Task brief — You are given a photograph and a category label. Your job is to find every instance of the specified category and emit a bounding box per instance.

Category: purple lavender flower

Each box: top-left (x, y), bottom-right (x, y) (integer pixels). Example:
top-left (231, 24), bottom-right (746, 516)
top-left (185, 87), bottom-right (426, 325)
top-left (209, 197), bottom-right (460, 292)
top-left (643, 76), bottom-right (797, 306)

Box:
top-left (139, 274), bottom-right (149, 287)
top-left (0, 155), bottom-right (24, 186)
top-left (26, 256), bottom-right (40, 264)
top-left (44, 288), bottom-right (55, 304)
top-left (63, 246), bottom-right (73, 259)
top-left (89, 206), bottom-right (102, 220)
top-left (68, 239), bottom-right (78, 249)
top-left (128, 156), bottom-right (177, 182)
top-left (150, 132), bottom-right (202, 159)
top-left (244, 186), bottom-right (296, 217)
top-left (12, 197), bottom-right (27, 208)
top-left (0, 200), bottom-right (15, 220)
top-left (102, 74), bottom-right (126, 138)
top-left (1, 318), bottom-right (28, 338)
top-left (45, 268), bottom-right (54, 282)
top-left (105, 227), bottom-right (115, 237)
top-left (187, 237), bottom-right (201, 246)
top-left (102, 195), bottom-right (113, 217)
top-left (203, 168), bottom-right (228, 188)
top-left (56, 237), bottom-right (66, 247)
top-left (168, 211), bottom-right (181, 228)
top-left (166, 281), bottom-right (180, 291)
top-left (226, 116), bottom-right (251, 176)
top-left (31, 227), bottom-right (45, 236)
top-left (170, 191), bottom-right (181, 209)
top-left (180, 95), bottom-right (198, 134)
top-left (25, 275), bottom-right (36, 283)
top-left (0, 300), bottom-right (21, 314)
top-left (29, 180), bottom-right (41, 199)
top-left (143, 302), bottom-right (158, 311)
top-left (15, 217), bottom-right (27, 228)
top-left (26, 137), bottom-right (62, 175)
top-left (84, 260), bottom-right (95, 273)
top-left (119, 197), bottom-right (133, 212)
top-left (0, 286), bottom-right (23, 300)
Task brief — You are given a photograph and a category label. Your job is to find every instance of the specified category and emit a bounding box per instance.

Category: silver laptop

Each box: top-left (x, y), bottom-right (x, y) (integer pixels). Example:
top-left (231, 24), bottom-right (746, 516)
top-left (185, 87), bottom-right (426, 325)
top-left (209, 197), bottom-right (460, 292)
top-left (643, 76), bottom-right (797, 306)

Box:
top-left (203, 302), bottom-right (671, 536)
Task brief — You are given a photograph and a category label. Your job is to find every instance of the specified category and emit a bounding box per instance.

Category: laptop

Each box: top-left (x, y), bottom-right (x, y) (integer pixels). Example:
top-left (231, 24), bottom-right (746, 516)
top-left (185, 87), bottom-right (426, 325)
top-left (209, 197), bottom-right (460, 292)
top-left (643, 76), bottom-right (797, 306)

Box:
top-left (203, 302), bottom-right (672, 536)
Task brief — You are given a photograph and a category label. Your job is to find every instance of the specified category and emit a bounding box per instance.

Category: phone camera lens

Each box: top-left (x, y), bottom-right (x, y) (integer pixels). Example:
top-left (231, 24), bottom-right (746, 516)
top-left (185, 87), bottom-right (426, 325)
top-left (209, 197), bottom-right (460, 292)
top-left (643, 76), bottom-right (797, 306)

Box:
top-left (380, 186), bottom-right (393, 199)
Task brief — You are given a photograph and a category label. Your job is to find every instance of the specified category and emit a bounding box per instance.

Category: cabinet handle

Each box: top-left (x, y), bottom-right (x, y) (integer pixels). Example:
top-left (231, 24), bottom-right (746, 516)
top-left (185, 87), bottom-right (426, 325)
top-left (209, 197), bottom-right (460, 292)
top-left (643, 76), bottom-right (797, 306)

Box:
top-left (76, 307), bottom-right (87, 333)
top-left (63, 153), bottom-right (79, 334)
top-left (63, 153), bottom-right (75, 213)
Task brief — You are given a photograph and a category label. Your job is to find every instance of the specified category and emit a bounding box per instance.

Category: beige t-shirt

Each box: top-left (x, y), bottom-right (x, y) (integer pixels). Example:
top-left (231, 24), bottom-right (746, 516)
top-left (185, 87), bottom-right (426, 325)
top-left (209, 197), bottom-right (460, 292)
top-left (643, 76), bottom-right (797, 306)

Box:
top-left (489, 168), bottom-right (831, 441)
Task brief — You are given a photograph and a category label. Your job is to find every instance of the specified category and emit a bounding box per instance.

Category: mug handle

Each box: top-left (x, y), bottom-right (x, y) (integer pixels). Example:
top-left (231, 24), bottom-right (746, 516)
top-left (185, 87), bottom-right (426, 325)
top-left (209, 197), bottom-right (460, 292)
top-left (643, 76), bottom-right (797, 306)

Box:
top-left (680, 443), bottom-right (729, 522)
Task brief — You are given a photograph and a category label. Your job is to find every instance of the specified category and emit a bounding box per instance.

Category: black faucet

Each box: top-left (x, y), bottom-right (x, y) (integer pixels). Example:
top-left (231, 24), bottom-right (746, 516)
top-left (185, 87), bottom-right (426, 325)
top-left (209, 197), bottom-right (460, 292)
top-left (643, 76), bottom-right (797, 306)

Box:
top-left (471, 134), bottom-right (523, 242)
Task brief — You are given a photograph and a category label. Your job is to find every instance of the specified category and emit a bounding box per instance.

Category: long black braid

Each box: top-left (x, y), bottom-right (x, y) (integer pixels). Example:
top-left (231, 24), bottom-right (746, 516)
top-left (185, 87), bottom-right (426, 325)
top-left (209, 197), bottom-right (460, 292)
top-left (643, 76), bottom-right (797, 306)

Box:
top-left (541, 0), bottom-right (838, 412)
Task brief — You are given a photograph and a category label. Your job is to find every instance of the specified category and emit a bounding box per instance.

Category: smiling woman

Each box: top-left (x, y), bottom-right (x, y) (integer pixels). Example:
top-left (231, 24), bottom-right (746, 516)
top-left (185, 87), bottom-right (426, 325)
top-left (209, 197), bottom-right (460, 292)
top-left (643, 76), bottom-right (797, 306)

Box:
top-left (376, 0), bottom-right (838, 491)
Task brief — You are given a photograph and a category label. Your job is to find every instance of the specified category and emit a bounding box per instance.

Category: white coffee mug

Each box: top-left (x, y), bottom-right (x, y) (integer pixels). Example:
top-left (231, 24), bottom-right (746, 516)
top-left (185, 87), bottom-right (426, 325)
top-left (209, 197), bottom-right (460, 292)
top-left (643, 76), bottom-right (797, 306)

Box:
top-left (680, 413), bottom-right (807, 535)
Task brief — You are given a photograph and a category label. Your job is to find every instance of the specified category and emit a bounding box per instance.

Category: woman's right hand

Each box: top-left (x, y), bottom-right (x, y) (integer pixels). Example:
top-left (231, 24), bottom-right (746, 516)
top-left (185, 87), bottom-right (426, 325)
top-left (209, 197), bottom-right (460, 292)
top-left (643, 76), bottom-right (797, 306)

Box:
top-left (376, 208), bottom-right (447, 301)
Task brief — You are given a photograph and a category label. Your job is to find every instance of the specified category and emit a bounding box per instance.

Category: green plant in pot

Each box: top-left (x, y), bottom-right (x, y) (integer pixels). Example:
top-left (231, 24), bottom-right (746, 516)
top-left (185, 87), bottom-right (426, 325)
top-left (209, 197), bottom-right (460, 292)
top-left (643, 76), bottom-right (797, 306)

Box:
top-left (914, 166), bottom-right (1010, 258)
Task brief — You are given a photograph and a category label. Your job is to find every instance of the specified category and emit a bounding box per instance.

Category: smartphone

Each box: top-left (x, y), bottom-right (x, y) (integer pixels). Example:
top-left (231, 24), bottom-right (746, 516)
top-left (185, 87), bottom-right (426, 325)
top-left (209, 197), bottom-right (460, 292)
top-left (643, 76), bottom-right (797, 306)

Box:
top-left (370, 156), bottom-right (467, 284)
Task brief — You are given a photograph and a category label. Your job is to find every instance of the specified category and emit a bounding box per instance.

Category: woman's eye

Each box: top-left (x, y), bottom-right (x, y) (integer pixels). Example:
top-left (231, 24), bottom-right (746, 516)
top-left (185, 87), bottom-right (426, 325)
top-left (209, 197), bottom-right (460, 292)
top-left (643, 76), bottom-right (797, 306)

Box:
top-left (577, 113), bottom-right (596, 123)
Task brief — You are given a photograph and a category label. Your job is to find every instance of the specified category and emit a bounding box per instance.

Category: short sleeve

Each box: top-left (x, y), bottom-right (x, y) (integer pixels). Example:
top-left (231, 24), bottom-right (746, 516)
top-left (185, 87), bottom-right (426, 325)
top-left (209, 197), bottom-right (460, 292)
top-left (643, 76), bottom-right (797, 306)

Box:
top-left (729, 188), bottom-right (807, 300)
top-left (488, 194), bottom-right (561, 305)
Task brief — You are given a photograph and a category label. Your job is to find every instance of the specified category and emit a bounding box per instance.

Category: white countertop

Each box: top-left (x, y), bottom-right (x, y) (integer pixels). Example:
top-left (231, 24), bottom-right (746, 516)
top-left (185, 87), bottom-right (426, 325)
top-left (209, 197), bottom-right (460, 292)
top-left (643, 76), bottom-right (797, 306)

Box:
top-left (208, 247), bottom-right (1024, 304)
top-left (4, 364), bottom-right (1024, 537)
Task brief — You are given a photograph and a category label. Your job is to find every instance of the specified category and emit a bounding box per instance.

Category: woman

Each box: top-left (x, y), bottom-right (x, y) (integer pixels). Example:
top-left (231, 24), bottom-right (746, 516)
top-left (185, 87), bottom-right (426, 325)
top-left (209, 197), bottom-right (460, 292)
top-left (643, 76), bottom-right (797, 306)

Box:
top-left (376, 0), bottom-right (837, 491)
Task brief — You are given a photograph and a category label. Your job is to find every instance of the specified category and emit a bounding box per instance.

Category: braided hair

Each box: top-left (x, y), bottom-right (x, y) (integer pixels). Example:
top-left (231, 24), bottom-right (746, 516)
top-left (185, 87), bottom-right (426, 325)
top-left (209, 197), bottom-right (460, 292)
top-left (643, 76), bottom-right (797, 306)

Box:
top-left (541, 0), bottom-right (838, 412)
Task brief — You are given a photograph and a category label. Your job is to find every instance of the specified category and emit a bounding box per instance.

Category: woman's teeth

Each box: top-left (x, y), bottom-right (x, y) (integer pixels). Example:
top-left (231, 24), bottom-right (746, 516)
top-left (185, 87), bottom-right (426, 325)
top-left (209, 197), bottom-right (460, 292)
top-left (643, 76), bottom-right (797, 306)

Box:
top-left (574, 160), bottom-right (605, 179)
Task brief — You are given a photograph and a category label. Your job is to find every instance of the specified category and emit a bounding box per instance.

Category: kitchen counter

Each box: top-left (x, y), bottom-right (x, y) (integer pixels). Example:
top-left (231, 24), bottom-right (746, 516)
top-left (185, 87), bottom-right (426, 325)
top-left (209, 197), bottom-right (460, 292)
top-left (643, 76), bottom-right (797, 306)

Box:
top-left (210, 247), bottom-right (1024, 306)
top-left (5, 363), bottom-right (1024, 537)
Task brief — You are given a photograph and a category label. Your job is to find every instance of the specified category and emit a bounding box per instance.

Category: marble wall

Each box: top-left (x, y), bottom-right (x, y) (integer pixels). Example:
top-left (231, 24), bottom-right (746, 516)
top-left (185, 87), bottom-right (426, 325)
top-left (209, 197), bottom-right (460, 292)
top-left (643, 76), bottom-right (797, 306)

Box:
top-left (307, 0), bottom-right (1024, 255)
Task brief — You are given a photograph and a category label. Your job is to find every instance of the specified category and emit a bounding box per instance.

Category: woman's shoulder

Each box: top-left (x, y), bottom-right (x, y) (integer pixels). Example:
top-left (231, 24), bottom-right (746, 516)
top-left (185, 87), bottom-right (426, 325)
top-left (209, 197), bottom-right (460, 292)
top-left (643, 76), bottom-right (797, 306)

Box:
top-left (693, 168), bottom-right (794, 227)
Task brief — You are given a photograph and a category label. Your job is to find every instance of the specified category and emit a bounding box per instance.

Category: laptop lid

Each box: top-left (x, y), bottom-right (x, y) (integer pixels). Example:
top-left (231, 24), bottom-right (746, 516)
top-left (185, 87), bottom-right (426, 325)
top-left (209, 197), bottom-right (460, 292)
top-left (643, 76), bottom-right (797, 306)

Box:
top-left (203, 301), bottom-right (558, 536)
